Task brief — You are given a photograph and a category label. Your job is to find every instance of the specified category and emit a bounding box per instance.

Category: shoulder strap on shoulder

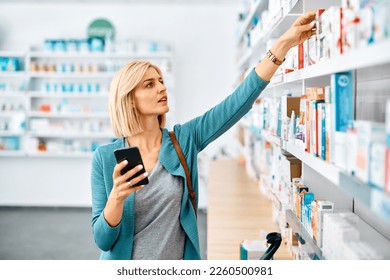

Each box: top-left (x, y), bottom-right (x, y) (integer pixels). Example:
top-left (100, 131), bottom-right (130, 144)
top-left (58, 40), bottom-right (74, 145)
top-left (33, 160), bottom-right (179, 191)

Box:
top-left (168, 131), bottom-right (197, 218)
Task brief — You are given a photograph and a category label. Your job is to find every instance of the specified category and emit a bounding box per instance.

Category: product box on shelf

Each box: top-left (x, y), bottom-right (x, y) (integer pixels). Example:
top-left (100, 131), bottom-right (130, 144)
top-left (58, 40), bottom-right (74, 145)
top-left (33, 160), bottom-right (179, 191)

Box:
top-left (356, 7), bottom-right (375, 48)
top-left (324, 86), bottom-right (333, 163)
top-left (281, 96), bottom-right (300, 141)
top-left (317, 103), bottom-right (326, 160)
top-left (372, 2), bottom-right (390, 43)
top-left (311, 200), bottom-right (334, 249)
top-left (294, 185), bottom-right (309, 221)
top-left (355, 120), bottom-right (386, 184)
top-left (369, 142), bottom-right (386, 190)
top-left (307, 36), bottom-right (318, 65)
top-left (322, 211), bottom-right (361, 259)
top-left (309, 100), bottom-right (325, 158)
top-left (331, 71), bottom-right (354, 170)
top-left (291, 178), bottom-right (304, 215)
top-left (0, 57), bottom-right (21, 72)
top-left (301, 192), bottom-right (314, 225)
top-left (341, 7), bottom-right (360, 55)
top-left (341, 0), bottom-right (361, 10)
top-left (284, 46), bottom-right (297, 74)
top-left (305, 99), bottom-right (310, 153)
top-left (281, 155), bottom-right (302, 194)
top-left (306, 87), bottom-right (325, 101)
top-left (295, 93), bottom-right (306, 148)
top-left (325, 102), bottom-right (333, 163)
top-left (346, 123), bottom-right (358, 175)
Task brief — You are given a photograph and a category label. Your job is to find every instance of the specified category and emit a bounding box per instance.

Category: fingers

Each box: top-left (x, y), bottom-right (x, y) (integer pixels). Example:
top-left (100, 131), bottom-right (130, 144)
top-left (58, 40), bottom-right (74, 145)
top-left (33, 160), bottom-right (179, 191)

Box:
top-left (125, 171), bottom-right (149, 189)
top-left (298, 21), bottom-right (316, 32)
top-left (113, 160), bottom-right (147, 189)
top-left (117, 171), bottom-right (148, 193)
top-left (294, 10), bottom-right (316, 26)
top-left (113, 159), bottom-right (128, 179)
top-left (122, 164), bottom-right (144, 182)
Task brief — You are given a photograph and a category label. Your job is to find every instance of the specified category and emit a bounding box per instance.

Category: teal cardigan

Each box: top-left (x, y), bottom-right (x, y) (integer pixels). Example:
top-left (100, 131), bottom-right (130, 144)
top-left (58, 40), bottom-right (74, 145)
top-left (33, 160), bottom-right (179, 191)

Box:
top-left (91, 69), bottom-right (268, 260)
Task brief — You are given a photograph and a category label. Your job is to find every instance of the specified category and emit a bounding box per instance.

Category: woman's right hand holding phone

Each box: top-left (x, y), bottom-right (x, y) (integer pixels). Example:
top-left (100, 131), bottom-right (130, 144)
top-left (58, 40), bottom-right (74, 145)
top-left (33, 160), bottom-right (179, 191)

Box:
top-left (111, 160), bottom-right (148, 201)
top-left (103, 160), bottom-right (148, 227)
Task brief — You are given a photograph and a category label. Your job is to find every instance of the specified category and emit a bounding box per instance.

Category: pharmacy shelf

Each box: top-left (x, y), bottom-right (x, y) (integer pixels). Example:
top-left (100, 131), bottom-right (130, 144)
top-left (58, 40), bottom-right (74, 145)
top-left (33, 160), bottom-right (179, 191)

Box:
top-left (261, 3), bottom-right (301, 42)
top-left (28, 132), bottom-right (114, 139)
top-left (286, 208), bottom-right (390, 259)
top-left (0, 131), bottom-right (24, 137)
top-left (236, 0), bottom-right (268, 45)
top-left (0, 92), bottom-right (26, 98)
top-left (285, 39), bottom-right (390, 83)
top-left (0, 72), bottom-right (26, 78)
top-left (28, 92), bottom-right (108, 99)
top-left (29, 72), bottom-right (115, 79)
top-left (0, 51), bottom-right (26, 57)
top-left (0, 150), bottom-right (26, 157)
top-left (261, 129), bottom-right (281, 147)
top-left (27, 112), bottom-right (109, 118)
top-left (29, 51), bottom-right (173, 59)
top-left (285, 141), bottom-right (390, 222)
top-left (284, 142), bottom-right (339, 185)
top-left (339, 173), bottom-right (390, 221)
top-left (286, 209), bottom-right (323, 260)
top-left (26, 151), bottom-right (93, 158)
top-left (0, 112), bottom-right (25, 117)
top-left (238, 0), bottom-right (301, 69)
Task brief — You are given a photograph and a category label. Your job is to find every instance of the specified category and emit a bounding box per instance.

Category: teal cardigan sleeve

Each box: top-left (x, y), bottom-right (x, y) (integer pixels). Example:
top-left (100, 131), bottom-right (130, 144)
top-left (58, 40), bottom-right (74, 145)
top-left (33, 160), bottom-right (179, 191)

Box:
top-left (91, 148), bottom-right (121, 251)
top-left (182, 69), bottom-right (268, 151)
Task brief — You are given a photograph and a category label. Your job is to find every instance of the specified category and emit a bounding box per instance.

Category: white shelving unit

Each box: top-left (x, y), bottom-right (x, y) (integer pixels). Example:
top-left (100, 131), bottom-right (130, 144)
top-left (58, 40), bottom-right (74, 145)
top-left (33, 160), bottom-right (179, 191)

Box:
top-left (236, 0), bottom-right (390, 259)
top-left (0, 47), bottom-right (175, 207)
top-left (27, 111), bottom-right (110, 118)
top-left (0, 49), bottom-right (174, 158)
top-left (0, 51), bottom-right (28, 155)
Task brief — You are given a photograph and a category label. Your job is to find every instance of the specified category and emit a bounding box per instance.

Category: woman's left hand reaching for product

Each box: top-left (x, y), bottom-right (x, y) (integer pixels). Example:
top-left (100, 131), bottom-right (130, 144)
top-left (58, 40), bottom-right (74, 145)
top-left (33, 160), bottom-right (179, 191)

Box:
top-left (255, 10), bottom-right (317, 81)
top-left (278, 10), bottom-right (317, 49)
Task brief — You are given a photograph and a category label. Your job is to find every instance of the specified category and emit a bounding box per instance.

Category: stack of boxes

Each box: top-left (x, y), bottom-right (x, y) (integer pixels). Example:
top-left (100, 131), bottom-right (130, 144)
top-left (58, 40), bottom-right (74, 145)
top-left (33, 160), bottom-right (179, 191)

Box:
top-left (322, 211), bottom-right (383, 259)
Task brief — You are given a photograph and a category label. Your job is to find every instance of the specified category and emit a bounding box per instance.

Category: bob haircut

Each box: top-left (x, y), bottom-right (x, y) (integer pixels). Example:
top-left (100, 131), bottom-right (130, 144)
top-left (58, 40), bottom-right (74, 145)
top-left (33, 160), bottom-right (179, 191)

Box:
top-left (109, 61), bottom-right (166, 137)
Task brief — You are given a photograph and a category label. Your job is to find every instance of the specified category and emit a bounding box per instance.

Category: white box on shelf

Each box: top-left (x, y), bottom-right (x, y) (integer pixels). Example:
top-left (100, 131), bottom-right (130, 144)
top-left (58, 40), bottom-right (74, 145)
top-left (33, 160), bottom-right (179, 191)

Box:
top-left (311, 200), bottom-right (334, 249)
top-left (355, 121), bottom-right (386, 183)
top-left (369, 142), bottom-right (386, 190)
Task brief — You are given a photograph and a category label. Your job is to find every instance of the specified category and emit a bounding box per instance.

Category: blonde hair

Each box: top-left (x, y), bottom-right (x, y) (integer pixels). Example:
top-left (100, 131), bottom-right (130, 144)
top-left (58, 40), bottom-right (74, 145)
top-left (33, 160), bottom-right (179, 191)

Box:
top-left (109, 61), bottom-right (166, 137)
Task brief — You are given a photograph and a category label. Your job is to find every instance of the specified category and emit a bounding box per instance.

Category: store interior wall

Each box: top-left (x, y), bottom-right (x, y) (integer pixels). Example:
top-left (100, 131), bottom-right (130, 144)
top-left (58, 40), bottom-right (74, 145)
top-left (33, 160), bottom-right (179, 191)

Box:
top-left (0, 2), bottom-right (241, 207)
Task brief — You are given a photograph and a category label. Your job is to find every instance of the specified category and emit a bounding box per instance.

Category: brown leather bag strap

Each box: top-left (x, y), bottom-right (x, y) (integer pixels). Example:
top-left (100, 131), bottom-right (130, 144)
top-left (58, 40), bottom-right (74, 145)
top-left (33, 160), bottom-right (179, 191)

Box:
top-left (169, 131), bottom-right (197, 218)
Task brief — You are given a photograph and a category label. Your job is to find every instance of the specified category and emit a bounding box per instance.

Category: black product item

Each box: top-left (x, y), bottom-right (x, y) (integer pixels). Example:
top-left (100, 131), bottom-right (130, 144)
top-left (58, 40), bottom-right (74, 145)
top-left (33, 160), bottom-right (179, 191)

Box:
top-left (259, 232), bottom-right (282, 260)
top-left (114, 147), bottom-right (149, 187)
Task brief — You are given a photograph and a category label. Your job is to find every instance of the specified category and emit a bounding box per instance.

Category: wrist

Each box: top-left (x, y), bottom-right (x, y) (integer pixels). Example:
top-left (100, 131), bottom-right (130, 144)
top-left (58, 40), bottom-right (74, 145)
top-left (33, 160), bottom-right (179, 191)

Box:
top-left (271, 38), bottom-right (291, 60)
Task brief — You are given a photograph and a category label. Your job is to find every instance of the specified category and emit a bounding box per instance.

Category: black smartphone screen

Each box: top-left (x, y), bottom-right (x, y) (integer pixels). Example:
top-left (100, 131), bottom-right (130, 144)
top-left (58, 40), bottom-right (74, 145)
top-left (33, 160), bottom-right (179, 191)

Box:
top-left (113, 147), bottom-right (149, 187)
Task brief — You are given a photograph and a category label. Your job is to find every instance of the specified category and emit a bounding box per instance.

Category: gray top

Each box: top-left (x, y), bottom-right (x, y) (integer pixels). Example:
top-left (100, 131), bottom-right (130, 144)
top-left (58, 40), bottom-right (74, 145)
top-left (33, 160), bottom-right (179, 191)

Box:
top-left (131, 160), bottom-right (186, 260)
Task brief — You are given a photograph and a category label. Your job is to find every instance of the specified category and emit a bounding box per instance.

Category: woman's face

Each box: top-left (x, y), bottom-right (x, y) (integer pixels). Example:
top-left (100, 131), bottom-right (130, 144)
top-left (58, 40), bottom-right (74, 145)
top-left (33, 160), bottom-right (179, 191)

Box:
top-left (133, 66), bottom-right (169, 118)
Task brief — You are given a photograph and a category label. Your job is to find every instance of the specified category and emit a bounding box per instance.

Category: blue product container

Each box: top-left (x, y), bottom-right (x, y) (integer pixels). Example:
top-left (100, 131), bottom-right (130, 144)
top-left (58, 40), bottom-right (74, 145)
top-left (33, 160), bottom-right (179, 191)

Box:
top-left (44, 39), bottom-right (55, 52)
top-left (6, 137), bottom-right (20, 150)
top-left (54, 40), bottom-right (67, 52)
top-left (0, 57), bottom-right (7, 71)
top-left (79, 39), bottom-right (90, 52)
top-left (9, 58), bottom-right (20, 71)
top-left (89, 37), bottom-right (104, 52)
top-left (94, 83), bottom-right (100, 93)
top-left (67, 39), bottom-right (79, 52)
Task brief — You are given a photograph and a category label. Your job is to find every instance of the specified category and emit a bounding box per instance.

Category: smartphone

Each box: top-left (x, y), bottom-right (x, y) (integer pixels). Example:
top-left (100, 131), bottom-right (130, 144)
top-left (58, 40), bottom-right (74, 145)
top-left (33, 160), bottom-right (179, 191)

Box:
top-left (114, 147), bottom-right (149, 187)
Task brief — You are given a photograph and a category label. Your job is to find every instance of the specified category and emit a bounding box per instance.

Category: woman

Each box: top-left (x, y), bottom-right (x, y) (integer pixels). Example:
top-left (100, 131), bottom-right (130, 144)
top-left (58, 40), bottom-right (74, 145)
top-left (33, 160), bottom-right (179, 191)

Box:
top-left (91, 11), bottom-right (316, 260)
